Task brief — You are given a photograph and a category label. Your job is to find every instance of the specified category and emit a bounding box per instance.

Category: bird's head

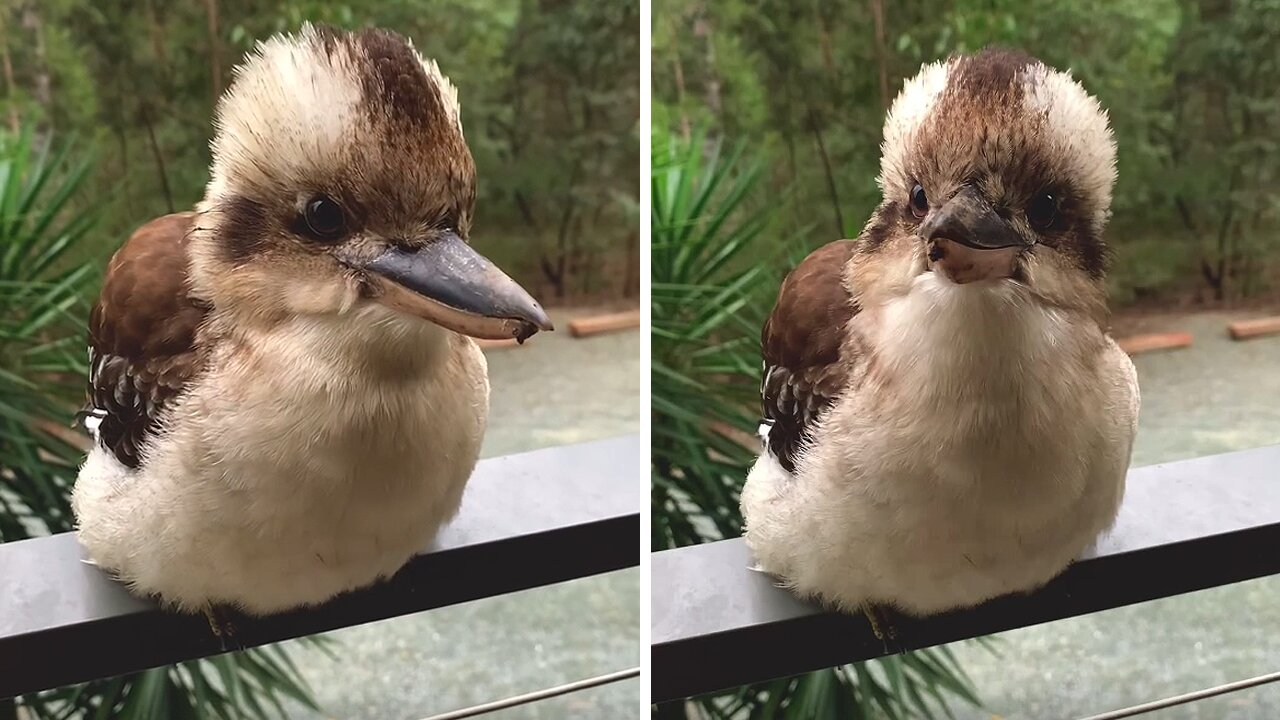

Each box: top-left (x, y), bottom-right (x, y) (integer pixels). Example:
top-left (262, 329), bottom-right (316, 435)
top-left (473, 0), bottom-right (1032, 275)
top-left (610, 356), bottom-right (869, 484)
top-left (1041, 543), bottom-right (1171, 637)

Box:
top-left (189, 24), bottom-right (551, 342)
top-left (859, 48), bottom-right (1116, 318)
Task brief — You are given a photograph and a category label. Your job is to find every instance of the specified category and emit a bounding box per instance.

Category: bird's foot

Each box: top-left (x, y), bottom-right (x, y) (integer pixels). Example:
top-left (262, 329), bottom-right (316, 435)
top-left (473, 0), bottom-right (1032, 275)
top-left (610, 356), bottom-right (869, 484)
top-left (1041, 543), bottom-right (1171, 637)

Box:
top-left (861, 603), bottom-right (900, 653)
top-left (203, 606), bottom-right (239, 651)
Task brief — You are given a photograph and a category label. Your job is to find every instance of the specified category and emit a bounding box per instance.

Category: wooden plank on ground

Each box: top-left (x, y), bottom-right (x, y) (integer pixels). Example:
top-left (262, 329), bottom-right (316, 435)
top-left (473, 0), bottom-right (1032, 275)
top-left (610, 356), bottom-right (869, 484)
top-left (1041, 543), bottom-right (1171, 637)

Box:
top-left (1228, 316), bottom-right (1280, 341)
top-left (1116, 332), bottom-right (1193, 356)
top-left (568, 309), bottom-right (640, 338)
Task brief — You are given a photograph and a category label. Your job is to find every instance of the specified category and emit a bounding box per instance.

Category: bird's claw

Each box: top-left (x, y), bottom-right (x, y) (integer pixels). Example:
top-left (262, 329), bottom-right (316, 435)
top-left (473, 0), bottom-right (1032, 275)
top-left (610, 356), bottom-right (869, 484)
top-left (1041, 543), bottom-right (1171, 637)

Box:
top-left (861, 603), bottom-right (899, 651)
top-left (204, 607), bottom-right (239, 650)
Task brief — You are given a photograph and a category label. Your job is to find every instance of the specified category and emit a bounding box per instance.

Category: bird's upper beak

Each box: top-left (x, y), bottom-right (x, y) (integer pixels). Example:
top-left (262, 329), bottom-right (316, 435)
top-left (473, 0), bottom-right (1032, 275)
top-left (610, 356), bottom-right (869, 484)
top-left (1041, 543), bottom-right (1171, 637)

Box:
top-left (920, 186), bottom-right (1030, 284)
top-left (354, 231), bottom-right (553, 342)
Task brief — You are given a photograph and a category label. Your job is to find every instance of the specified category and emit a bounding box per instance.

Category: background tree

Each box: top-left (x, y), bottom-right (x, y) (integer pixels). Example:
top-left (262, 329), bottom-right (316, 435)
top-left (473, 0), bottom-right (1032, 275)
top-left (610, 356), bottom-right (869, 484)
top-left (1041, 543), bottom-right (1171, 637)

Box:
top-left (0, 0), bottom-right (639, 301)
top-left (654, 0), bottom-right (1280, 306)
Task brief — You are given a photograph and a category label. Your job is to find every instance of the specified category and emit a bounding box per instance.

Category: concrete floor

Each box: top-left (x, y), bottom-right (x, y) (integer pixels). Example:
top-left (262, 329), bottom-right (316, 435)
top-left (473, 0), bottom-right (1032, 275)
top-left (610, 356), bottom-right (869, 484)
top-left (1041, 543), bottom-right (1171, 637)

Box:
top-left (947, 312), bottom-right (1280, 720)
top-left (283, 307), bottom-right (640, 720)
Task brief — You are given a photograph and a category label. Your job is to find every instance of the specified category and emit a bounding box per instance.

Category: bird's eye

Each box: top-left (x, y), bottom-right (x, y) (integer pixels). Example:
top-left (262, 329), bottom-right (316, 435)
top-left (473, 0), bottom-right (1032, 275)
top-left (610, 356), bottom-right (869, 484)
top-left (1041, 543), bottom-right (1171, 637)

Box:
top-left (303, 195), bottom-right (346, 240)
top-left (909, 184), bottom-right (929, 219)
top-left (1026, 193), bottom-right (1058, 230)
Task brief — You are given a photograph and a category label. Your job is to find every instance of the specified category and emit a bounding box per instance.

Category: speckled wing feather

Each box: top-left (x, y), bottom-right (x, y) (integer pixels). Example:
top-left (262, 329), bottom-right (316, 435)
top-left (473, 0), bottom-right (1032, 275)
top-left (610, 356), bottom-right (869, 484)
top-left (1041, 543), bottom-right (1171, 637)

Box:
top-left (86, 213), bottom-right (207, 468)
top-left (760, 240), bottom-right (859, 473)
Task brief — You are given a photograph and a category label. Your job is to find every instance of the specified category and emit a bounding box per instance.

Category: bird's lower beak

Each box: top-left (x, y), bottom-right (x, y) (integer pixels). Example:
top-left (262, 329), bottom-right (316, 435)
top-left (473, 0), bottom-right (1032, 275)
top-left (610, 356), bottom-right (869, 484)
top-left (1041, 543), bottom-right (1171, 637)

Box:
top-left (358, 231), bottom-right (553, 342)
top-left (920, 186), bottom-right (1030, 284)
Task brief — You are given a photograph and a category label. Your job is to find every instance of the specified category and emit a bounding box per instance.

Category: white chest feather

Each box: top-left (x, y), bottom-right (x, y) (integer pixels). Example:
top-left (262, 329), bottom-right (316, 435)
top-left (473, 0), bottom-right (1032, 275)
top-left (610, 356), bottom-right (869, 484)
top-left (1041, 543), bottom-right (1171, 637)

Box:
top-left (742, 274), bottom-right (1138, 615)
top-left (73, 314), bottom-right (489, 614)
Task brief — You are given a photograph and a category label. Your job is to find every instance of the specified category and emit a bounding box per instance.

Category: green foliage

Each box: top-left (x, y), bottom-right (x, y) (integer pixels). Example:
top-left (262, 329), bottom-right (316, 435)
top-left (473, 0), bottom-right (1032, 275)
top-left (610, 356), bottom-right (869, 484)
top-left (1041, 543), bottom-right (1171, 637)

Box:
top-left (0, 126), bottom-right (98, 542)
top-left (16, 650), bottom-right (327, 720)
top-left (1160, 0), bottom-right (1280, 300)
top-left (651, 127), bottom-right (989, 719)
top-left (0, 128), bottom-right (324, 720)
top-left (498, 0), bottom-right (641, 299)
top-left (1, 0), bottom-right (638, 301)
top-left (651, 124), bottom-right (771, 549)
top-left (654, 0), bottom-right (1280, 305)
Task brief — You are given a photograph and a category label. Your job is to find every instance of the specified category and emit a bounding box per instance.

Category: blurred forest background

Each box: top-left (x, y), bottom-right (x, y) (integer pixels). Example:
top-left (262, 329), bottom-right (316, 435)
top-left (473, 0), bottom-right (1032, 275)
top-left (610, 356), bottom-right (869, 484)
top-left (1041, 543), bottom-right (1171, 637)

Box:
top-left (654, 0), bottom-right (1280, 308)
top-left (1, 0), bottom-right (640, 302)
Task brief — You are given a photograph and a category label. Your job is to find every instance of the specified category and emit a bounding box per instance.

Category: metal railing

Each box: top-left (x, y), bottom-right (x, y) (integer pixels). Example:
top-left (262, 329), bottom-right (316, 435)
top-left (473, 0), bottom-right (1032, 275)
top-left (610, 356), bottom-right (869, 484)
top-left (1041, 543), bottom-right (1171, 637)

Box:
top-left (0, 434), bottom-right (641, 704)
top-left (651, 444), bottom-right (1280, 707)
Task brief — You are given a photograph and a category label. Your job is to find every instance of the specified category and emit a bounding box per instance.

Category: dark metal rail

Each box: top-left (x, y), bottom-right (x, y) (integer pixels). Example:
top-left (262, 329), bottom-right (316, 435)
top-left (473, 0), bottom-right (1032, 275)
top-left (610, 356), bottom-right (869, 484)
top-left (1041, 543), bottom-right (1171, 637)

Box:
top-left (652, 444), bottom-right (1280, 703)
top-left (0, 434), bottom-right (641, 699)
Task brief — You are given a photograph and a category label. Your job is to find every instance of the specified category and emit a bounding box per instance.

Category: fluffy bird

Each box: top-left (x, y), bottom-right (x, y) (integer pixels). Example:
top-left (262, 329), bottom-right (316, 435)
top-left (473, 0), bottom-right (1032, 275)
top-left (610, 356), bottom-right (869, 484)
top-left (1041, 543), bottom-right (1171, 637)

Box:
top-left (741, 49), bottom-right (1139, 625)
top-left (72, 25), bottom-right (551, 617)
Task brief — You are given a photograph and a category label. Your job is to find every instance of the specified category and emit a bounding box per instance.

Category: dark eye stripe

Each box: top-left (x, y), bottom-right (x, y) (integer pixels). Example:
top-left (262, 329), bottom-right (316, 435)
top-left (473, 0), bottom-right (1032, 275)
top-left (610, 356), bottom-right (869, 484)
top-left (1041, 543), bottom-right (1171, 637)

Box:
top-left (218, 195), bottom-right (270, 265)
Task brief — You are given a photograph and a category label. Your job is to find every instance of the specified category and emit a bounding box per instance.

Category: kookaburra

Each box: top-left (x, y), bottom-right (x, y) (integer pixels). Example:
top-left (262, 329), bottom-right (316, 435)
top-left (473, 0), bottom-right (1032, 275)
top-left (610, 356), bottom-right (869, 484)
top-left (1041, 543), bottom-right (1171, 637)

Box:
top-left (72, 25), bottom-right (551, 617)
top-left (740, 49), bottom-right (1139, 625)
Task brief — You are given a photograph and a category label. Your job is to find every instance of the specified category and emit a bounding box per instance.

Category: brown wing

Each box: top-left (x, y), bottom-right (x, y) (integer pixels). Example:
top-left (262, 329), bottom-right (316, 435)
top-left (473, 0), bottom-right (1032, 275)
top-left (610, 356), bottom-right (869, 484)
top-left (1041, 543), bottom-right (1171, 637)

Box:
top-left (761, 240), bottom-right (859, 473)
top-left (86, 213), bottom-right (207, 468)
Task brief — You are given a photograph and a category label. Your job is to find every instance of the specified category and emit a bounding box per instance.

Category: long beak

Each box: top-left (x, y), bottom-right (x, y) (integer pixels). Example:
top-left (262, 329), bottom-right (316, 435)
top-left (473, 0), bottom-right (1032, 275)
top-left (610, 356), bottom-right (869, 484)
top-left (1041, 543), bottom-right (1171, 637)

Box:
top-left (358, 231), bottom-right (553, 342)
top-left (919, 185), bottom-right (1027, 250)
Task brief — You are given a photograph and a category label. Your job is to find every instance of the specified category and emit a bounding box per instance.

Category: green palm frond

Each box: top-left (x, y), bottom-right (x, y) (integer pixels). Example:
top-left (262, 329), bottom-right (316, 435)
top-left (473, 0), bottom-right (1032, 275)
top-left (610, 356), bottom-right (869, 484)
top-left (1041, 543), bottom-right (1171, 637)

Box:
top-left (0, 127), bottom-right (98, 542)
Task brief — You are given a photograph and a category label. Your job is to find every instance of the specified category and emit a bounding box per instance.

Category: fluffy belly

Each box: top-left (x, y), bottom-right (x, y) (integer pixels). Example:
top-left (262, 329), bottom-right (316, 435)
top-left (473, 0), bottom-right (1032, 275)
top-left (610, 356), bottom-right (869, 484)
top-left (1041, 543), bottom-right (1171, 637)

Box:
top-left (743, 395), bottom-right (1128, 615)
top-left (743, 442), bottom-right (1121, 614)
top-left (72, 340), bottom-right (488, 614)
top-left (74, 422), bottom-right (477, 614)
